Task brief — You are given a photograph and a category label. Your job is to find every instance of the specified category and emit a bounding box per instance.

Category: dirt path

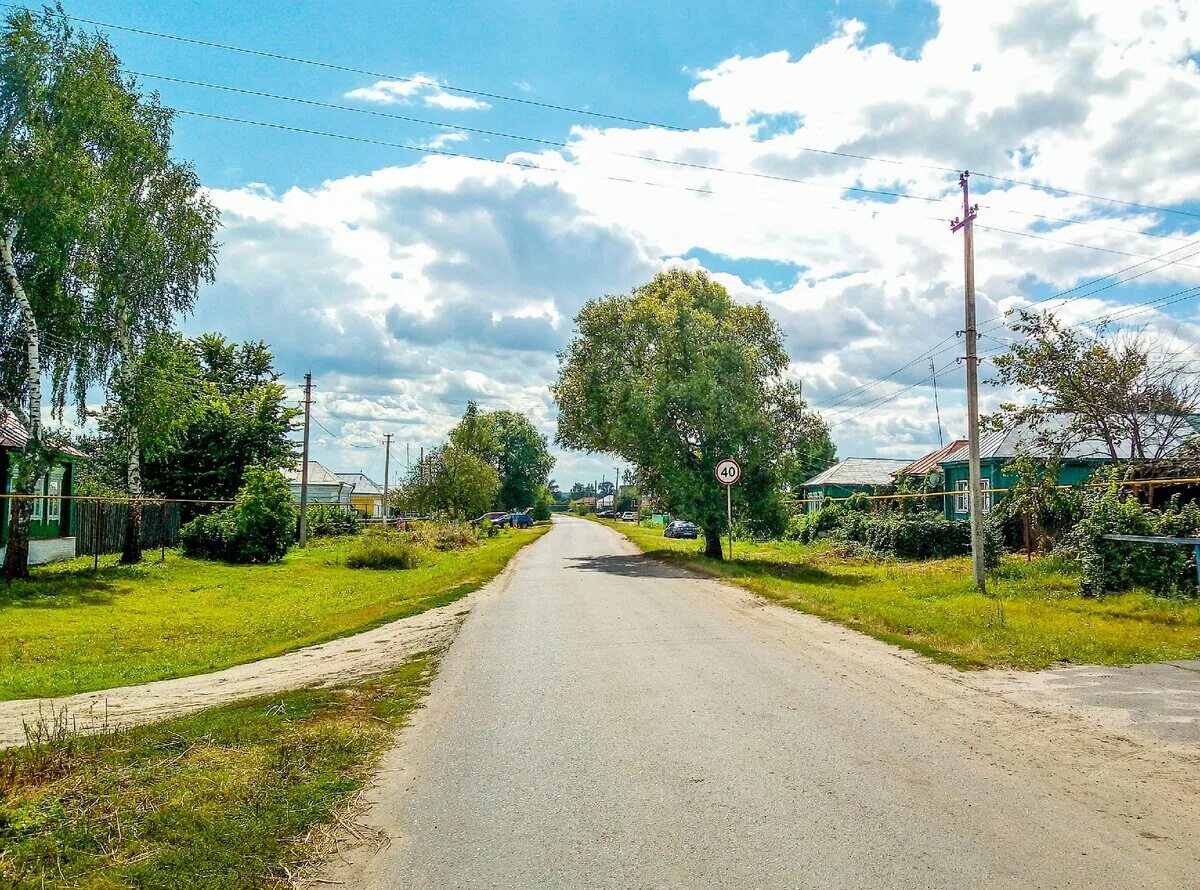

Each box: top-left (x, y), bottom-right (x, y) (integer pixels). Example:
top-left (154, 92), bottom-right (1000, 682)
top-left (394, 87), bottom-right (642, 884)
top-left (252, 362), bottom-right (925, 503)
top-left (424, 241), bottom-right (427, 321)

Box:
top-left (320, 517), bottom-right (1200, 889)
top-left (0, 550), bottom-right (533, 749)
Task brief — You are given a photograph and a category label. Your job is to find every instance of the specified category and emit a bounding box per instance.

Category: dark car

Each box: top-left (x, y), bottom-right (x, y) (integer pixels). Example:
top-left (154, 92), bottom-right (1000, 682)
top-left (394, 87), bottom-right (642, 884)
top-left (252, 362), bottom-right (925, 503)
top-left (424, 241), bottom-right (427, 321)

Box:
top-left (597, 510), bottom-right (617, 519)
top-left (471, 511), bottom-right (510, 527)
top-left (508, 512), bottom-right (534, 528)
top-left (664, 520), bottom-right (698, 539)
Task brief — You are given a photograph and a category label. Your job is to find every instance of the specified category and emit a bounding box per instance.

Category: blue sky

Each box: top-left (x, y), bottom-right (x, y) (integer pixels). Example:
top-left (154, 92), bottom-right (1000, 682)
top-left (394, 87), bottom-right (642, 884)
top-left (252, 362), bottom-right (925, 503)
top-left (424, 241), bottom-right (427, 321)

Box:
top-left (31, 1), bottom-right (1200, 490)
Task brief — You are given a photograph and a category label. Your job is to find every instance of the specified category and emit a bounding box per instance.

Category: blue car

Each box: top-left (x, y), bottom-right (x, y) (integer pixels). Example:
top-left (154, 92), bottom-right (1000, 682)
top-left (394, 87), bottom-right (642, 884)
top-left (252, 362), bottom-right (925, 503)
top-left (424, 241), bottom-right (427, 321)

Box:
top-left (508, 512), bottom-right (534, 528)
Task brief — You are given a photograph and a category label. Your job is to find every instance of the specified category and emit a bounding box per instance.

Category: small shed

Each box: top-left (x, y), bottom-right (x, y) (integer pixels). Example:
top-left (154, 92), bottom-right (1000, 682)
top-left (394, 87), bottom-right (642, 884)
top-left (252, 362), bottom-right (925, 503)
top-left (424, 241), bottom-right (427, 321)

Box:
top-left (0, 412), bottom-right (85, 566)
top-left (801, 458), bottom-right (914, 512)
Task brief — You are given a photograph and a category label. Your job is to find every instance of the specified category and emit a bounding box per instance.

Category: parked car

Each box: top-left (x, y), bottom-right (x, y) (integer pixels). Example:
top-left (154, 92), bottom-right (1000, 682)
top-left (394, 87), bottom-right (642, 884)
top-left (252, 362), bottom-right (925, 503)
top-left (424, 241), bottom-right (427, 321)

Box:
top-left (664, 520), bottom-right (698, 539)
top-left (597, 510), bottom-right (617, 519)
top-left (621, 512), bottom-right (636, 522)
top-left (509, 512), bottom-right (534, 528)
top-left (471, 511), bottom-right (510, 527)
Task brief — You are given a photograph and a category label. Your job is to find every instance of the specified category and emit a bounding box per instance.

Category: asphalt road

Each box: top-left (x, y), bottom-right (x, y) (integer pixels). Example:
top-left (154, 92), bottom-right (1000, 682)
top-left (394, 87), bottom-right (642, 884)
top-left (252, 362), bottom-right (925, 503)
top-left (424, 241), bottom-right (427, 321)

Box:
top-left (323, 516), bottom-right (1200, 889)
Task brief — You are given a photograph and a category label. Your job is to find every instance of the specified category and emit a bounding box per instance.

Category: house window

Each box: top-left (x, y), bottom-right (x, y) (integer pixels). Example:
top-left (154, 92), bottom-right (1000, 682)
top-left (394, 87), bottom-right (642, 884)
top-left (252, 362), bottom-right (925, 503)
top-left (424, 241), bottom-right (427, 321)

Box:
top-left (955, 480), bottom-right (992, 515)
top-left (32, 474), bottom-right (46, 521)
top-left (955, 480), bottom-right (969, 514)
top-left (47, 468), bottom-right (63, 522)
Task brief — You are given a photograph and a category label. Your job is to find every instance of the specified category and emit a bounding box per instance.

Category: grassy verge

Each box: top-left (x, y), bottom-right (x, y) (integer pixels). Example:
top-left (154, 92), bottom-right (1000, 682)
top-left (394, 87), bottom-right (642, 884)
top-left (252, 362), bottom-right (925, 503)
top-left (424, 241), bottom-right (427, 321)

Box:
top-left (595, 518), bottom-right (1200, 670)
top-left (0, 526), bottom-right (548, 700)
top-left (0, 652), bottom-right (437, 889)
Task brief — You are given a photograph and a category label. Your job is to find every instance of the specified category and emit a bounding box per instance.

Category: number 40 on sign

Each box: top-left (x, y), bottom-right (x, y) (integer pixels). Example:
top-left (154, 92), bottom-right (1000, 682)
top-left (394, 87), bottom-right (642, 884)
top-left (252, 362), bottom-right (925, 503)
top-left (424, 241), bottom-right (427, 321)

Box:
top-left (714, 457), bottom-right (740, 558)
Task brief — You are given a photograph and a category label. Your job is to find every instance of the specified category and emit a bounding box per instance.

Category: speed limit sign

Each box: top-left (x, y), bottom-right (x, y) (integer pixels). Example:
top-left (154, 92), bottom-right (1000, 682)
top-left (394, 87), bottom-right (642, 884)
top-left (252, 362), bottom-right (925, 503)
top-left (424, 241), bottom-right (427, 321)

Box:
top-left (715, 457), bottom-right (741, 486)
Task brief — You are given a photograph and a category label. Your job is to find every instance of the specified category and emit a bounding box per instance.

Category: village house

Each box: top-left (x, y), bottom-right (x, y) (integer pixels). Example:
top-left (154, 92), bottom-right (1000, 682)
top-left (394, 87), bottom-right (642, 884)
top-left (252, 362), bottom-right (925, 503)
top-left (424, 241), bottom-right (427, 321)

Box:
top-left (336, 472), bottom-right (385, 518)
top-left (284, 460), bottom-right (353, 509)
top-left (801, 457), bottom-right (915, 512)
top-left (0, 412), bottom-right (85, 566)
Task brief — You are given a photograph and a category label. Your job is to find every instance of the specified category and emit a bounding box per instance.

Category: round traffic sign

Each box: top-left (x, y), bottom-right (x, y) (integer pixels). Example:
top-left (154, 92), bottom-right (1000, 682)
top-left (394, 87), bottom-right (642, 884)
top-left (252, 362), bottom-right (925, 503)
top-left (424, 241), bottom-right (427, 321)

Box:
top-left (715, 457), bottom-right (741, 485)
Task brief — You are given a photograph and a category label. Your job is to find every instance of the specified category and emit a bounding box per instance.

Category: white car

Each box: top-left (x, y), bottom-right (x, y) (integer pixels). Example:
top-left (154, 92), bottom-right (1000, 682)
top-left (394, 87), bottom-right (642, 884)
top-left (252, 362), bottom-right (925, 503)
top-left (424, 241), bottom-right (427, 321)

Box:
top-left (621, 511), bottom-right (636, 521)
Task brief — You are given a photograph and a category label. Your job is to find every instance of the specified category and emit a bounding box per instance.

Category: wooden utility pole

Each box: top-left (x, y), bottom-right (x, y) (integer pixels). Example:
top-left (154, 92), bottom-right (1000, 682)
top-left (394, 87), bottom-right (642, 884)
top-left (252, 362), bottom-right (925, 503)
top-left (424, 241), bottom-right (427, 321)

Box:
top-left (383, 433), bottom-right (393, 525)
top-left (298, 372), bottom-right (313, 546)
top-left (951, 172), bottom-right (986, 594)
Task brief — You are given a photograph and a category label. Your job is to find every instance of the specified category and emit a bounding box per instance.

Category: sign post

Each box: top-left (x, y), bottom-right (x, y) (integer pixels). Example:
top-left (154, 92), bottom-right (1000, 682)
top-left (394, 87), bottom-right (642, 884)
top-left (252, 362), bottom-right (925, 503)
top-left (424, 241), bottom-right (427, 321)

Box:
top-left (714, 457), bottom-right (741, 560)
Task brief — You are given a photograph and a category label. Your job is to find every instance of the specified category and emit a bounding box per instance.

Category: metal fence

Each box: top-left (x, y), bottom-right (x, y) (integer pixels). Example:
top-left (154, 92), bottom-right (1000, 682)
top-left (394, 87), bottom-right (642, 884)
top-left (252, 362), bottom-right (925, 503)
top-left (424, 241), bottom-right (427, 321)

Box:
top-left (74, 501), bottom-right (184, 557)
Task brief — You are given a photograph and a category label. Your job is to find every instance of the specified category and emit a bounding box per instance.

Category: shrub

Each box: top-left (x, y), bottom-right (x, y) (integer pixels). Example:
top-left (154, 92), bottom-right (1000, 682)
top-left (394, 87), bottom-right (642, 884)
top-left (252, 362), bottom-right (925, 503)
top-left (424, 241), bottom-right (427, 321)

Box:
top-left (306, 503), bottom-right (363, 537)
top-left (180, 466), bottom-right (297, 564)
top-left (786, 503), bottom-right (978, 561)
top-left (403, 520), bottom-right (480, 551)
top-left (531, 484), bottom-right (553, 521)
top-left (345, 539), bottom-right (423, 570)
top-left (1064, 482), bottom-right (1200, 597)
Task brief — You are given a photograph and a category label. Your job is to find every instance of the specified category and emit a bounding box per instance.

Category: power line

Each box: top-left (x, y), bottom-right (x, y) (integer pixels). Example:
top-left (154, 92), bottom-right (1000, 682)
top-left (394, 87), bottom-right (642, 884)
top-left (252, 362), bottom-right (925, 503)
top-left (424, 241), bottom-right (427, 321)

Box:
top-left (972, 172), bottom-right (1200, 222)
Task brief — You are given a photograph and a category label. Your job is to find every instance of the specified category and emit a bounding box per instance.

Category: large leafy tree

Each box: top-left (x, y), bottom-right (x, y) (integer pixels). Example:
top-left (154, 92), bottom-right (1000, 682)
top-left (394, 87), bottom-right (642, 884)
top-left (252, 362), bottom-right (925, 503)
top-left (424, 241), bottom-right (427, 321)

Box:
top-left (86, 101), bottom-right (219, 563)
top-left (395, 444), bottom-right (499, 519)
top-left (448, 403), bottom-right (554, 510)
top-left (989, 310), bottom-right (1200, 461)
top-left (0, 8), bottom-right (149, 578)
top-left (141, 335), bottom-right (299, 517)
top-left (554, 268), bottom-right (825, 558)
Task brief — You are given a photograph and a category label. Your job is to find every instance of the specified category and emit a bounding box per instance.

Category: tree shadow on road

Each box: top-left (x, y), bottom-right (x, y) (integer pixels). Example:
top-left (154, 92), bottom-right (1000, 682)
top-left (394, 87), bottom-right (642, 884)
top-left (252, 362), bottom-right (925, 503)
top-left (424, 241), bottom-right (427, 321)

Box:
top-left (564, 554), bottom-right (697, 579)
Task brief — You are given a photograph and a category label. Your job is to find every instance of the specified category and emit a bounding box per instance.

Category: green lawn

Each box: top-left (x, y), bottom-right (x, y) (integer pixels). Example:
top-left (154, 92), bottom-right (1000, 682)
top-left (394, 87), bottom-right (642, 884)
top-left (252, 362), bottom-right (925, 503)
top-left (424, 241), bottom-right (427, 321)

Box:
top-left (0, 527), bottom-right (547, 700)
top-left (598, 518), bottom-right (1200, 670)
top-left (0, 652), bottom-right (437, 889)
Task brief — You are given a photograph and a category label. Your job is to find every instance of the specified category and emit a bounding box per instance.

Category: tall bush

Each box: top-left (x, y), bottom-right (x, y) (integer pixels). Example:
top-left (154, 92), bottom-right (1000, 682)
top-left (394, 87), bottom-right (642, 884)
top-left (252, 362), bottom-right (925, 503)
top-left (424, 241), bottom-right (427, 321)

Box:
top-left (1066, 480), bottom-right (1200, 596)
top-left (180, 466), bottom-right (297, 563)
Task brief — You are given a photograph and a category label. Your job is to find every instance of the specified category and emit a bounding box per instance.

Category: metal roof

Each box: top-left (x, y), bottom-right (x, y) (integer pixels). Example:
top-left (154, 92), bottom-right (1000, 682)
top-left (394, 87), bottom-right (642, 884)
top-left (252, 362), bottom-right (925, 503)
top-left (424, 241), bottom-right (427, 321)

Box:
top-left (283, 460), bottom-right (345, 486)
top-left (895, 441), bottom-right (968, 478)
top-left (802, 457), bottom-right (916, 489)
top-left (336, 472), bottom-right (383, 496)
top-left (940, 414), bottom-right (1200, 464)
top-left (0, 411), bottom-right (86, 459)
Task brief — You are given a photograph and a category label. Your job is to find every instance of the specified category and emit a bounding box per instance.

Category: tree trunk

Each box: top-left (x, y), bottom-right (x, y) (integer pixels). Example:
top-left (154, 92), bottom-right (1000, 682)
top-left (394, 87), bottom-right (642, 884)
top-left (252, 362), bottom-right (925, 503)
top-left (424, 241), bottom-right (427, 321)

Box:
top-left (703, 522), bottom-right (724, 560)
top-left (2, 222), bottom-right (39, 582)
top-left (116, 301), bottom-right (143, 564)
top-left (121, 426), bottom-right (143, 564)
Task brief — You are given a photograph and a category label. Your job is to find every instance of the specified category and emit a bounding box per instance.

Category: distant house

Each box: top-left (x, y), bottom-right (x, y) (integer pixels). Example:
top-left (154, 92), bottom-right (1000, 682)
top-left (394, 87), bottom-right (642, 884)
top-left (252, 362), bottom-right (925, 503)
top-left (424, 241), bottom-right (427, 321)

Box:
top-left (937, 415), bottom-right (1200, 520)
top-left (801, 457), bottom-right (915, 512)
top-left (283, 461), bottom-right (353, 509)
top-left (336, 472), bottom-right (384, 518)
top-left (0, 412), bottom-right (85, 566)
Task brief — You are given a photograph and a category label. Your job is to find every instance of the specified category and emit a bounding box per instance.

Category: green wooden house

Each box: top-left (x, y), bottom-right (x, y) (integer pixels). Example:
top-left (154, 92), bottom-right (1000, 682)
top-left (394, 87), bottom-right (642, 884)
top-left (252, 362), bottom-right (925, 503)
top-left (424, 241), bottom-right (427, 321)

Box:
top-left (801, 457), bottom-right (916, 512)
top-left (0, 412), bottom-right (84, 566)
top-left (936, 415), bottom-right (1200, 520)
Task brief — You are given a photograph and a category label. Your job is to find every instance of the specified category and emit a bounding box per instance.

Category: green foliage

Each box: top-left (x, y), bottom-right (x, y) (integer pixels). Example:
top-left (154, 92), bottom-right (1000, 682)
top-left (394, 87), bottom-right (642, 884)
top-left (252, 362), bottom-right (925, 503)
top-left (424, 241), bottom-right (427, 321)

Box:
top-left (555, 269), bottom-right (829, 557)
top-left (988, 309), bottom-right (1200, 461)
top-left (531, 483), bottom-right (554, 521)
top-left (786, 503), bottom-right (975, 561)
top-left (396, 444), bottom-right (500, 519)
top-left (141, 335), bottom-right (300, 511)
top-left (570, 502), bottom-right (590, 516)
top-left (989, 453), bottom-right (1085, 550)
top-left (1065, 472), bottom-right (1200, 597)
top-left (448, 402), bottom-right (555, 510)
top-left (180, 466), bottom-right (297, 564)
top-left (345, 539), bottom-right (423, 570)
top-left (306, 503), bottom-right (363, 538)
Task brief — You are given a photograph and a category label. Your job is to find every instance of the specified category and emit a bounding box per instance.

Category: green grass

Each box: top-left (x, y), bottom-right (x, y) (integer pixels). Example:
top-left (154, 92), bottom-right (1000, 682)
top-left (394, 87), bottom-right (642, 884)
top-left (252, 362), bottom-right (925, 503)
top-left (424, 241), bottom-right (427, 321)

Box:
top-left (0, 527), bottom-right (548, 700)
top-left (598, 518), bottom-right (1200, 670)
top-left (0, 651), bottom-right (438, 889)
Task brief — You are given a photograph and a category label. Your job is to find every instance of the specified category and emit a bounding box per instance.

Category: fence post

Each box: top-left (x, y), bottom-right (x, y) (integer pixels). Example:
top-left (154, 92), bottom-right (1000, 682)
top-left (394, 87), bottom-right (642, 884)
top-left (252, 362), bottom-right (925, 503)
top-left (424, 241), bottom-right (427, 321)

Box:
top-left (160, 501), bottom-right (168, 562)
top-left (94, 500), bottom-right (103, 571)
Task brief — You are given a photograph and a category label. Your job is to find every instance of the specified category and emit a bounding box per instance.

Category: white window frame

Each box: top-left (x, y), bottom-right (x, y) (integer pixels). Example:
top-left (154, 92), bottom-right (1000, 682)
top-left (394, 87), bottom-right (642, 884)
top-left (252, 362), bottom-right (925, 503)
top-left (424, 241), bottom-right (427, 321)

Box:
top-left (955, 480), bottom-right (992, 515)
top-left (955, 480), bottom-right (969, 514)
top-left (32, 474), bottom-right (46, 521)
top-left (47, 468), bottom-right (64, 522)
